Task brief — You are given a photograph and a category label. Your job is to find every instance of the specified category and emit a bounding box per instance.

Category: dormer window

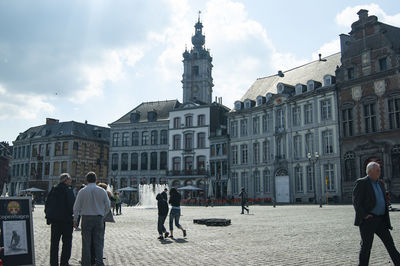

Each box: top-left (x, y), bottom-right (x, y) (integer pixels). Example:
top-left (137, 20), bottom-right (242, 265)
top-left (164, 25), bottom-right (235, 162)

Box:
top-left (277, 83), bottom-right (284, 94)
top-left (256, 96), bottom-right (265, 106)
top-left (295, 84), bottom-right (307, 95)
top-left (147, 111), bottom-right (157, 122)
top-left (307, 81), bottom-right (314, 91)
top-left (323, 75), bottom-right (336, 86)
top-left (266, 93), bottom-right (273, 102)
top-left (244, 99), bottom-right (255, 109)
top-left (234, 101), bottom-right (243, 111)
top-left (130, 113), bottom-right (140, 123)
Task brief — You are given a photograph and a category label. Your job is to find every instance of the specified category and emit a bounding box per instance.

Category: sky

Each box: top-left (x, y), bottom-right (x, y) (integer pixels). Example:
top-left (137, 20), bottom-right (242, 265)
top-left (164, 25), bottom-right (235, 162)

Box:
top-left (0, 0), bottom-right (399, 144)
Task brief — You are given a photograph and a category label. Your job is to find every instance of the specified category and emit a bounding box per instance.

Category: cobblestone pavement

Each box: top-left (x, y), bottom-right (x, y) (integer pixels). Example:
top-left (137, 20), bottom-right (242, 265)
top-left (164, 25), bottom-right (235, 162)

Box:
top-left (32, 204), bottom-right (400, 265)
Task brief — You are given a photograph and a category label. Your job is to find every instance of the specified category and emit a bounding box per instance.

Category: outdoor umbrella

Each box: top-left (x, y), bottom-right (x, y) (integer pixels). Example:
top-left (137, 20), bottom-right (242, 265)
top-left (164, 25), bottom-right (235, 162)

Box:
top-left (23, 187), bottom-right (45, 192)
top-left (177, 185), bottom-right (202, 191)
top-left (118, 186), bottom-right (137, 192)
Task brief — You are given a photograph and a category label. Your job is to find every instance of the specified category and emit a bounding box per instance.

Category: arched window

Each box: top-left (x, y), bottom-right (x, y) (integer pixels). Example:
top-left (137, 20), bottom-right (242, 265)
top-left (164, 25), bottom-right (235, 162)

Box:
top-left (160, 130), bottom-right (168, 145)
top-left (141, 153), bottom-right (148, 170)
top-left (132, 132), bottom-right (139, 146)
top-left (121, 153), bottom-right (128, 171)
top-left (254, 170), bottom-right (260, 193)
top-left (151, 130), bottom-right (158, 145)
top-left (150, 152), bottom-right (158, 170)
top-left (344, 152), bottom-right (356, 182)
top-left (111, 153), bottom-right (119, 171)
top-left (130, 153), bottom-right (138, 170)
top-left (263, 169), bottom-right (271, 193)
top-left (173, 157), bottom-right (181, 173)
top-left (160, 152), bottom-right (167, 170)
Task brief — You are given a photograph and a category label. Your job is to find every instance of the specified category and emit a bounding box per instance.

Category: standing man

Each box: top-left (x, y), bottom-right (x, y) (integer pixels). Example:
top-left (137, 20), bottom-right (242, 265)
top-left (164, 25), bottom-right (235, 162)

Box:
top-left (45, 173), bottom-right (75, 266)
top-left (161, 187), bottom-right (168, 201)
top-left (353, 162), bottom-right (400, 265)
top-left (73, 172), bottom-right (110, 266)
top-left (239, 187), bottom-right (249, 214)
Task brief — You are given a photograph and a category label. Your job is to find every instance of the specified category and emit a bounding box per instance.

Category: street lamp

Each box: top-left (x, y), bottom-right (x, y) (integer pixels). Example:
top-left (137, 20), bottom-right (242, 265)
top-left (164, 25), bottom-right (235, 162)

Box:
top-left (307, 151), bottom-right (321, 207)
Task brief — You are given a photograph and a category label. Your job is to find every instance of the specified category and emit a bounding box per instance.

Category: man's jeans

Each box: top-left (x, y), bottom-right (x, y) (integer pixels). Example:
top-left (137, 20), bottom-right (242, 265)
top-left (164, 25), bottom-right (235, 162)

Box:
top-left (81, 215), bottom-right (105, 266)
top-left (158, 215), bottom-right (167, 235)
top-left (50, 222), bottom-right (73, 266)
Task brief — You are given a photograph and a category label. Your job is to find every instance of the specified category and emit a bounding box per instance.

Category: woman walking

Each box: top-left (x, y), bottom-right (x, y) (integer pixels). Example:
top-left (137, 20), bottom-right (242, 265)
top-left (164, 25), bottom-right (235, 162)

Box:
top-left (168, 188), bottom-right (186, 238)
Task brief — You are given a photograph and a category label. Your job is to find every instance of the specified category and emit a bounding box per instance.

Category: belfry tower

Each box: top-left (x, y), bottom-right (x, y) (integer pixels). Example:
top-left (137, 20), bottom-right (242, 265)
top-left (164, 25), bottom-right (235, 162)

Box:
top-left (182, 12), bottom-right (214, 104)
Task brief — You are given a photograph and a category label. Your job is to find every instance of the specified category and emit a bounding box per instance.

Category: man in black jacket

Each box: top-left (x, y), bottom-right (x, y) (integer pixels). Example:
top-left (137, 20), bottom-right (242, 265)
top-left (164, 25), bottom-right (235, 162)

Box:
top-left (156, 193), bottom-right (169, 240)
top-left (45, 173), bottom-right (75, 266)
top-left (353, 162), bottom-right (400, 266)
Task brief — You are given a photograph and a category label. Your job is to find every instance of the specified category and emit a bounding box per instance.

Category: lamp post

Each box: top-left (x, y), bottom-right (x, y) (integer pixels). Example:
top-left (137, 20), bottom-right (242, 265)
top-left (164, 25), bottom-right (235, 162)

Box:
top-left (307, 151), bottom-right (321, 207)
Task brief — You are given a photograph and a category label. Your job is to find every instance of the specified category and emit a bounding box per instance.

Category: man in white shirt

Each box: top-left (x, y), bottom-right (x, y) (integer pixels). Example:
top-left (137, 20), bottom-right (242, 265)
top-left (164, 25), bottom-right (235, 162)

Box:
top-left (73, 172), bottom-right (110, 266)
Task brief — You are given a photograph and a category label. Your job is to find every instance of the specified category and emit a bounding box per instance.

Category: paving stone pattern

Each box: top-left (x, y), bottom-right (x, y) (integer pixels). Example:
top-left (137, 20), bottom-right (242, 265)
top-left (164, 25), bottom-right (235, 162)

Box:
top-left (32, 204), bottom-right (400, 265)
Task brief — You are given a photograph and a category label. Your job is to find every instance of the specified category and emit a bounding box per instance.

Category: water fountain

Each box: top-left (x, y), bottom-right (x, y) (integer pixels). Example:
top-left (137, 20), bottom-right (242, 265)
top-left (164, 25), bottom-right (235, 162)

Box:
top-left (136, 184), bottom-right (168, 208)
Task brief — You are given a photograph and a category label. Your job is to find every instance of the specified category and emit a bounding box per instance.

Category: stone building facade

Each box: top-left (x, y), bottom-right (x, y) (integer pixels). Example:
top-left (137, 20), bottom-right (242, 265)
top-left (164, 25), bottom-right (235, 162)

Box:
top-left (9, 118), bottom-right (109, 194)
top-left (337, 10), bottom-right (400, 202)
top-left (228, 53), bottom-right (342, 203)
top-left (108, 100), bottom-right (178, 192)
top-left (0, 142), bottom-right (12, 192)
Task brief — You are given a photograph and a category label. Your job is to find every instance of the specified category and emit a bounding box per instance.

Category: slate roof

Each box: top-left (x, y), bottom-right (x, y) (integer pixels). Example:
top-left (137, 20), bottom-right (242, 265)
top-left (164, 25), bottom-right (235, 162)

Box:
top-left (15, 121), bottom-right (110, 142)
top-left (240, 53), bottom-right (341, 101)
top-left (110, 100), bottom-right (180, 124)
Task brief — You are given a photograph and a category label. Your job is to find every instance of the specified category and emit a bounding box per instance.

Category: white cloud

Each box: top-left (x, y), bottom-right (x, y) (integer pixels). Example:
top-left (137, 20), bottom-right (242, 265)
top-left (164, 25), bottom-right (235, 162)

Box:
top-left (0, 85), bottom-right (54, 120)
top-left (336, 4), bottom-right (400, 28)
top-left (312, 39), bottom-right (340, 61)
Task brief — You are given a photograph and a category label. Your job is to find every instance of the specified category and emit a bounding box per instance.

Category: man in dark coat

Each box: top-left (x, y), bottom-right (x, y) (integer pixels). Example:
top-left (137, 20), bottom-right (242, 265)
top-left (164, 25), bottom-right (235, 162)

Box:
top-left (156, 193), bottom-right (169, 240)
top-left (45, 173), bottom-right (76, 266)
top-left (239, 187), bottom-right (249, 214)
top-left (353, 162), bottom-right (400, 266)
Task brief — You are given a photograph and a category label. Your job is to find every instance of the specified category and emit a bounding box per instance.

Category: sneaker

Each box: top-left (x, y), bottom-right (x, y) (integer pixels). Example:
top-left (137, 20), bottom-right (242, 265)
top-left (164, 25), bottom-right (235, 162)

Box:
top-left (183, 230), bottom-right (187, 237)
top-left (157, 235), bottom-right (164, 240)
top-left (164, 232), bottom-right (169, 238)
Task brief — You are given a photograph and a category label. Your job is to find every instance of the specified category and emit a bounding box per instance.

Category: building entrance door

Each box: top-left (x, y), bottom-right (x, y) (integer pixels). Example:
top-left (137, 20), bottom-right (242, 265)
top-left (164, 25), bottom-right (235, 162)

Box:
top-left (275, 175), bottom-right (290, 203)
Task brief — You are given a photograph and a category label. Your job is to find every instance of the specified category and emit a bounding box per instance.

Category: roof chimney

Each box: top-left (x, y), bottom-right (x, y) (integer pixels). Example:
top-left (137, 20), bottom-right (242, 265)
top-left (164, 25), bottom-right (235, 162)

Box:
top-left (357, 9), bottom-right (368, 21)
top-left (278, 70), bottom-right (284, 77)
top-left (46, 118), bottom-right (59, 125)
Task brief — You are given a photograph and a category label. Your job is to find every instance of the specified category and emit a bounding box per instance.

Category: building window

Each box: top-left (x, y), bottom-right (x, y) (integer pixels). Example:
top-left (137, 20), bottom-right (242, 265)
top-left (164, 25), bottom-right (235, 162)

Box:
top-left (44, 162), bottom-right (50, 176)
top-left (322, 130), bottom-right (333, 154)
top-left (253, 142), bottom-right (259, 164)
top-left (240, 144), bottom-right (248, 164)
top-left (321, 99), bottom-right (332, 121)
top-left (263, 169), bottom-right (271, 193)
top-left (347, 67), bottom-right (355, 80)
top-left (295, 166), bottom-right (303, 192)
top-left (241, 172), bottom-right (248, 191)
top-left (197, 133), bottom-right (206, 148)
top-left (173, 117), bottom-right (181, 129)
top-left (240, 119), bottom-right (248, 137)
top-left (362, 51), bottom-right (370, 66)
top-left (131, 153), bottom-right (138, 170)
top-left (141, 153), bottom-right (148, 170)
top-left (132, 132), bottom-right (139, 146)
top-left (192, 65), bottom-right (199, 76)
top-left (262, 112), bottom-right (272, 133)
top-left (53, 162), bottom-right (60, 176)
top-left (198, 115), bottom-right (205, 126)
top-left (276, 109), bottom-right (285, 129)
top-left (151, 130), bottom-right (158, 145)
top-left (160, 130), bottom-right (168, 145)
top-left (388, 98), bottom-right (400, 129)
top-left (252, 116), bottom-right (260, 135)
top-left (292, 106), bottom-right (301, 126)
top-left (150, 152), bottom-right (158, 170)
top-left (263, 140), bottom-right (270, 162)
top-left (342, 108), bottom-right (354, 137)
top-left (304, 104), bottom-right (313, 124)
top-left (306, 166), bottom-right (313, 192)
top-left (254, 171), bottom-right (260, 193)
top-left (230, 121), bottom-right (238, 137)
top-left (111, 153), bottom-right (119, 171)
top-left (324, 164), bottom-right (335, 191)
top-left (293, 135), bottom-right (302, 159)
top-left (54, 143), bottom-right (61, 156)
top-left (222, 143), bottom-right (227, 155)
top-left (379, 57), bottom-right (387, 71)
top-left (173, 157), bottom-right (181, 172)
top-left (345, 158), bottom-right (356, 182)
top-left (121, 153), bottom-right (128, 171)
top-left (197, 156), bottom-right (206, 173)
top-left (142, 131), bottom-right (149, 145)
top-left (184, 156), bottom-right (193, 173)
top-left (305, 133), bottom-right (314, 157)
top-left (184, 133), bottom-right (193, 150)
top-left (232, 172), bottom-right (239, 194)
top-left (364, 103), bottom-right (377, 133)
top-left (231, 145), bottom-right (238, 165)
top-left (216, 144), bottom-right (222, 156)
top-left (112, 133), bottom-right (119, 147)
top-left (276, 136), bottom-right (285, 159)
top-left (160, 152), bottom-right (167, 170)
top-left (173, 135), bottom-right (181, 150)
top-left (185, 116), bottom-right (193, 128)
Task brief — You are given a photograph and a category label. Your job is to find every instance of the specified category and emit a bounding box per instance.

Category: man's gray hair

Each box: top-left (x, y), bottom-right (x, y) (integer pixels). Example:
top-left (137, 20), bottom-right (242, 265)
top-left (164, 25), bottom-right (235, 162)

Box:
top-left (59, 173), bottom-right (71, 183)
top-left (366, 162), bottom-right (380, 174)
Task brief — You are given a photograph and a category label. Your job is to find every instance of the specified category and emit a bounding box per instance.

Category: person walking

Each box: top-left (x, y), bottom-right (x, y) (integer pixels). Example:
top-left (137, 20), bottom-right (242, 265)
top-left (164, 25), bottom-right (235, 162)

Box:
top-left (73, 172), bottom-right (110, 266)
top-left (353, 162), bottom-right (400, 266)
top-left (239, 187), bottom-right (249, 214)
top-left (45, 173), bottom-right (75, 266)
top-left (168, 188), bottom-right (186, 238)
top-left (114, 192), bottom-right (121, 215)
top-left (156, 193), bottom-right (169, 240)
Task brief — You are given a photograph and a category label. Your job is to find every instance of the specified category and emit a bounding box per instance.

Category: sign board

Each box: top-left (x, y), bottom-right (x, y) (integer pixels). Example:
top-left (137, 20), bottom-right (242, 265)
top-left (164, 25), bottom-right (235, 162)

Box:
top-left (0, 197), bottom-right (35, 266)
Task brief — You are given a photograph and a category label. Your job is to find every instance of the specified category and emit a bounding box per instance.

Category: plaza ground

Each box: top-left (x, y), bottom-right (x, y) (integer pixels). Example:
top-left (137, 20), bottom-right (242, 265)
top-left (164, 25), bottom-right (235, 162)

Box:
top-left (32, 204), bottom-right (400, 265)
